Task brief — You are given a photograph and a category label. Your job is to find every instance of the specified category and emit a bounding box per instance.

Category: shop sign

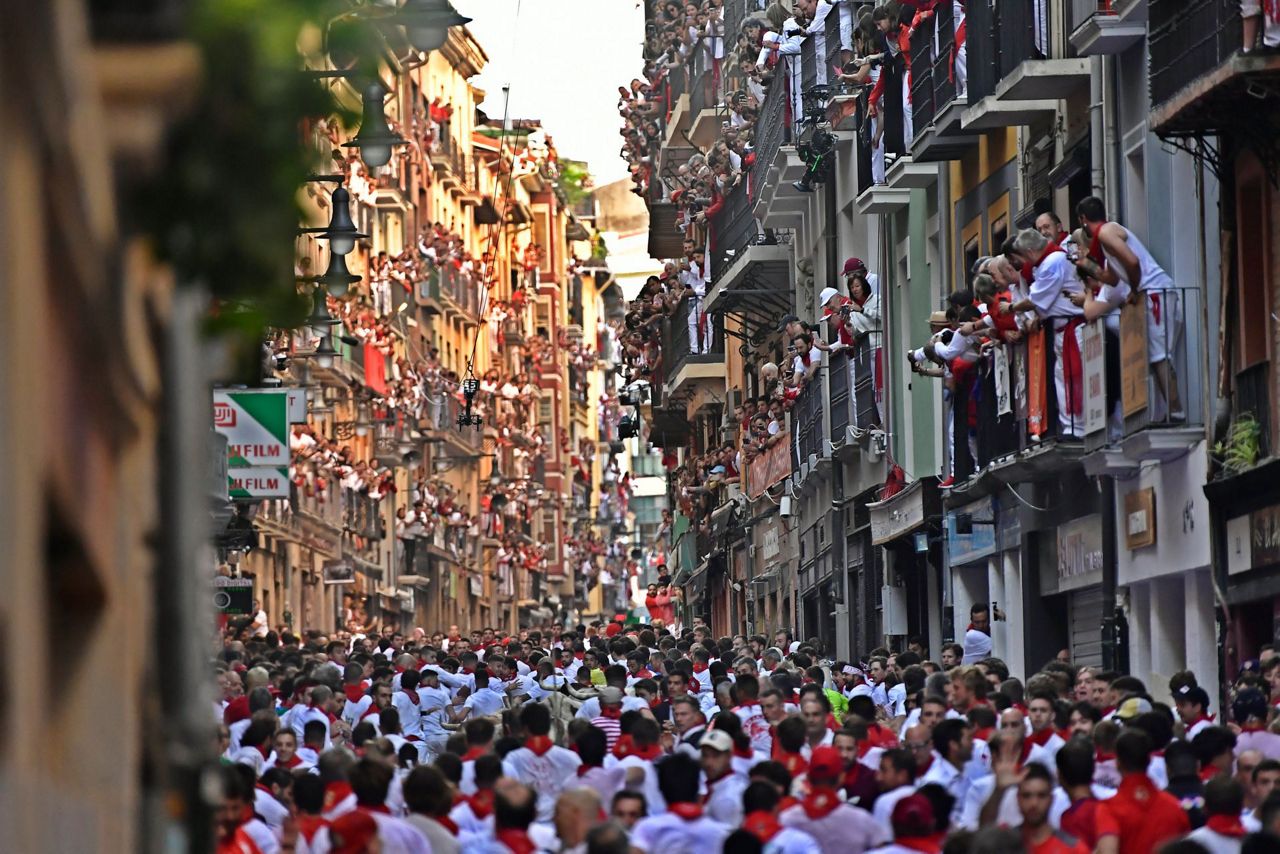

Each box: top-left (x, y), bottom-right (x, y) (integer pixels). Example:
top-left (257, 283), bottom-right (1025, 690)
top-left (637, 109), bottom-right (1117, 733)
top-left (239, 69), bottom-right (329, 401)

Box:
top-left (1058, 514), bottom-right (1104, 591)
top-left (1227, 514), bottom-right (1252, 575)
top-left (1253, 505), bottom-right (1280, 569)
top-left (1120, 302), bottom-right (1149, 418)
top-left (1082, 319), bottom-right (1107, 435)
top-left (746, 432), bottom-right (793, 498)
top-left (1124, 488), bottom-right (1156, 550)
top-left (945, 496), bottom-right (996, 565)
top-left (997, 494), bottom-right (1021, 552)
top-left (228, 467), bottom-right (290, 499)
top-left (762, 525), bottom-right (780, 561)
top-left (213, 389), bottom-right (291, 466)
top-left (469, 574), bottom-right (484, 596)
top-left (214, 576), bottom-right (254, 614)
top-left (322, 559), bottom-right (355, 585)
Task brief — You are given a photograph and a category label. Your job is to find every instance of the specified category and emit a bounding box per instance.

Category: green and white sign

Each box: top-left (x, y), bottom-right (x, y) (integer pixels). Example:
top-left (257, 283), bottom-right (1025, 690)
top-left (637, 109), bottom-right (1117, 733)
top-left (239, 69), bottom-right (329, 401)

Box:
top-left (228, 466), bottom-right (291, 499)
top-left (213, 390), bottom-right (290, 466)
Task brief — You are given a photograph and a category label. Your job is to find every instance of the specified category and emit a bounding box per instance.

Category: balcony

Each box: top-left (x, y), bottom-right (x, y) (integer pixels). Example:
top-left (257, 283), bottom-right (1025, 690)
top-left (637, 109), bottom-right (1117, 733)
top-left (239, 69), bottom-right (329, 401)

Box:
top-left (1148, 0), bottom-right (1280, 137)
top-left (1068, 0), bottom-right (1146, 56)
top-left (704, 181), bottom-right (794, 342)
top-left (750, 60), bottom-right (801, 222)
top-left (791, 378), bottom-right (825, 488)
top-left (1078, 288), bottom-right (1206, 473)
top-left (850, 59), bottom-right (913, 213)
top-left (963, 0), bottom-right (1089, 131)
top-left (661, 295), bottom-right (725, 406)
top-left (909, 3), bottom-right (981, 161)
top-left (438, 262), bottom-right (482, 322)
top-left (948, 331), bottom-right (1086, 499)
top-left (687, 50), bottom-right (721, 149)
top-left (827, 341), bottom-right (882, 459)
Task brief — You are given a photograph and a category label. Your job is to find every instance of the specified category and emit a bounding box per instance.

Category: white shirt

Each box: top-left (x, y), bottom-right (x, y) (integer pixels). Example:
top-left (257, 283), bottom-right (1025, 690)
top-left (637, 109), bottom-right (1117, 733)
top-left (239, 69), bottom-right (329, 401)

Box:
top-left (618, 754), bottom-right (667, 815)
top-left (418, 685), bottom-right (452, 739)
top-left (1181, 827), bottom-right (1243, 854)
top-left (502, 743), bottom-right (584, 822)
top-left (779, 801), bottom-right (888, 854)
top-left (462, 686), bottom-right (507, 719)
top-left (574, 693), bottom-right (648, 720)
top-left (254, 787), bottom-right (290, 831)
top-left (919, 757), bottom-right (969, 823)
top-left (630, 811), bottom-right (731, 854)
top-left (702, 772), bottom-right (748, 827)
top-left (763, 827), bottom-right (823, 854)
top-left (872, 784), bottom-right (917, 831)
top-left (885, 683), bottom-right (907, 717)
top-left (734, 703), bottom-right (774, 756)
top-left (1029, 250), bottom-right (1085, 322)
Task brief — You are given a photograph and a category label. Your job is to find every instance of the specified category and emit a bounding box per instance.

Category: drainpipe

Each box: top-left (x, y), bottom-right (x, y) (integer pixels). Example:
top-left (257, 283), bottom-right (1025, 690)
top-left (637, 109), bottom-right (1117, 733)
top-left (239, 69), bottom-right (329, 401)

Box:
top-left (1102, 54), bottom-right (1122, 217)
top-left (1089, 56), bottom-right (1105, 197)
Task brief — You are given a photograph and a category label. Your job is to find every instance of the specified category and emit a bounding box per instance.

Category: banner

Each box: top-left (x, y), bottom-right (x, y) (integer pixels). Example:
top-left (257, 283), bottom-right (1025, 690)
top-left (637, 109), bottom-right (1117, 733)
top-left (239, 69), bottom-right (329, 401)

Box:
top-left (746, 432), bottom-right (793, 498)
top-left (1082, 319), bottom-right (1107, 435)
top-left (1120, 300), bottom-right (1149, 418)
top-left (1026, 330), bottom-right (1047, 439)
top-left (214, 577), bottom-right (254, 615)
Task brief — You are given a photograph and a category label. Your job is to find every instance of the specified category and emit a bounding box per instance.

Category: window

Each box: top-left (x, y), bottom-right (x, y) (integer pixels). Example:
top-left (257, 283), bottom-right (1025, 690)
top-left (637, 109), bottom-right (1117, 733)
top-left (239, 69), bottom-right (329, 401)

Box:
top-left (990, 214), bottom-right (1008, 256)
top-left (1236, 171), bottom-right (1271, 370)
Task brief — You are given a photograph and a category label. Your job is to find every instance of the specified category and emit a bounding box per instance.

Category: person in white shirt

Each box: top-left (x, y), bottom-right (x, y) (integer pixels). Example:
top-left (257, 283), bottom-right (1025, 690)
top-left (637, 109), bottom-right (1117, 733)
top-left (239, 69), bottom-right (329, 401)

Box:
top-left (873, 749), bottom-right (919, 832)
top-left (449, 668), bottom-right (507, 723)
top-left (402, 764), bottom-right (462, 854)
top-left (417, 668), bottom-right (453, 761)
top-left (918, 719), bottom-right (975, 825)
top-left (501, 702), bottom-right (583, 822)
top-left (617, 717), bottom-right (668, 815)
top-left (700, 729), bottom-right (748, 827)
top-left (779, 745), bottom-right (888, 853)
top-left (631, 752), bottom-right (731, 854)
top-left (740, 780), bottom-right (822, 854)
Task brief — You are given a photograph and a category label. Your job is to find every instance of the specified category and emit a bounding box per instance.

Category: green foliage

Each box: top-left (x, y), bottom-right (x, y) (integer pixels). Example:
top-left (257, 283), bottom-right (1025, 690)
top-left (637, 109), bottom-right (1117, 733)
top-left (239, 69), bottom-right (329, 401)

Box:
top-left (1212, 413), bottom-right (1262, 477)
top-left (557, 160), bottom-right (592, 207)
top-left (134, 0), bottom-right (359, 372)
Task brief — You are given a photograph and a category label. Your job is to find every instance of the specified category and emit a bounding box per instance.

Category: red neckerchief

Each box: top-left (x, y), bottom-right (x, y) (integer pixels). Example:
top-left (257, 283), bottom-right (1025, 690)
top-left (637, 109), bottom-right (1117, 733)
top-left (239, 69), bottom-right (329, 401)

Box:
top-left (1206, 814), bottom-right (1247, 837)
top-left (1188, 713), bottom-right (1215, 727)
top-left (576, 763), bottom-right (600, 777)
top-left (256, 782), bottom-right (275, 797)
top-left (254, 743), bottom-right (271, 760)
top-left (1027, 727), bottom-right (1056, 748)
top-left (343, 684), bottom-right (365, 703)
top-left (779, 795), bottom-right (801, 811)
top-left (692, 662), bottom-right (708, 674)
top-left (965, 623), bottom-right (989, 637)
top-left (1199, 764), bottom-right (1223, 782)
top-left (779, 751), bottom-right (808, 778)
top-left (896, 835), bottom-right (944, 853)
top-left (462, 746), bottom-right (487, 762)
top-left (524, 735), bottom-right (555, 756)
top-left (360, 804), bottom-right (391, 815)
top-left (733, 744), bottom-right (754, 759)
top-left (1018, 738), bottom-right (1035, 767)
top-left (1013, 703), bottom-right (1029, 715)
top-left (668, 803), bottom-right (704, 820)
top-left (973, 727), bottom-right (994, 742)
top-left (323, 781), bottom-right (353, 813)
top-left (494, 828), bottom-right (537, 854)
top-left (743, 810), bottom-right (782, 842)
top-left (360, 703), bottom-right (382, 721)
top-left (598, 706), bottom-right (621, 720)
top-left (916, 754), bottom-right (934, 776)
top-left (612, 734), bottom-right (635, 758)
top-left (436, 815), bottom-right (459, 836)
top-left (867, 722), bottom-right (898, 748)
top-left (1095, 749), bottom-right (1115, 763)
top-left (469, 789), bottom-right (495, 819)
top-left (1241, 723), bottom-right (1267, 733)
top-left (802, 785), bottom-right (842, 820)
top-left (573, 652), bottom-right (584, 661)
top-left (401, 688), bottom-right (419, 704)
top-left (296, 814), bottom-right (329, 843)
top-left (394, 666), bottom-right (405, 674)
top-left (1086, 222), bottom-right (1106, 265)
top-left (220, 825), bottom-right (262, 854)
top-left (278, 754), bottom-right (305, 769)
top-left (633, 668), bottom-right (653, 678)
top-left (630, 742), bottom-right (662, 761)
top-left (463, 665), bottom-right (476, 674)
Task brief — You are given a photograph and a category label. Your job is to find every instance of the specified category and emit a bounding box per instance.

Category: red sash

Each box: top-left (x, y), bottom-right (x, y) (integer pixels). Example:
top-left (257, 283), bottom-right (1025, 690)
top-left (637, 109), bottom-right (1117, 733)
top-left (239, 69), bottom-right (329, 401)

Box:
top-left (669, 803), bottom-right (704, 820)
top-left (743, 810), bottom-right (782, 843)
top-left (495, 828), bottom-right (537, 854)
top-left (1206, 814), bottom-right (1247, 837)
top-left (524, 735), bottom-right (554, 756)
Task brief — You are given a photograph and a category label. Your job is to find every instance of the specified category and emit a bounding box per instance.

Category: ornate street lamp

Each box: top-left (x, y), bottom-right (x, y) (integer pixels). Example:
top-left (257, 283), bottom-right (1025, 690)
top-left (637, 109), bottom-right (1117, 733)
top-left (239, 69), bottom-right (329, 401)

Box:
top-left (390, 0), bottom-right (472, 53)
top-left (299, 186), bottom-right (367, 255)
top-left (307, 287), bottom-right (340, 336)
top-left (312, 333), bottom-right (338, 370)
top-left (344, 82), bottom-right (406, 169)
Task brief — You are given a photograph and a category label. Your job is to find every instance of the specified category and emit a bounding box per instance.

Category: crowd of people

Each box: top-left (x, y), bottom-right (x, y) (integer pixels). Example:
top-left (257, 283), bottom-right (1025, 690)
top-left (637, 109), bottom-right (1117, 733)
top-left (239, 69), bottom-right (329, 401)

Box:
top-left (213, 611), bottom-right (1280, 853)
top-left (907, 196), bottom-right (1185, 487)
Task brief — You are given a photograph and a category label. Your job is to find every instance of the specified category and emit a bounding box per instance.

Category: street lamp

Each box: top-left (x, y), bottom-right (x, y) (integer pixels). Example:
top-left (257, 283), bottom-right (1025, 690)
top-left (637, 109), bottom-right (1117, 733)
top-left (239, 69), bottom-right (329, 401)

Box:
top-left (354, 402), bottom-right (373, 437)
top-left (313, 333), bottom-right (338, 369)
top-left (301, 251), bottom-right (362, 298)
top-left (307, 287), bottom-right (340, 336)
top-left (344, 82), bottom-right (406, 169)
top-left (310, 186), bottom-right (367, 256)
top-left (390, 0), bottom-right (472, 53)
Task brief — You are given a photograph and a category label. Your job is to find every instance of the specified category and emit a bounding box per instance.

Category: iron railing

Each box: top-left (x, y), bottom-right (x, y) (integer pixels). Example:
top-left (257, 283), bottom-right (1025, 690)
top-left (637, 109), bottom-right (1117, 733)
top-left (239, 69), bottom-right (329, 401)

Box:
top-left (933, 0), bottom-right (962, 104)
top-left (910, 14), bottom-right (937, 130)
top-left (1149, 0), bottom-right (1241, 109)
top-left (752, 57), bottom-right (792, 195)
top-left (709, 180), bottom-right (757, 277)
top-left (792, 377), bottom-right (824, 471)
top-left (966, 0), bottom-right (1000, 103)
top-left (662, 293), bottom-right (724, 378)
top-left (829, 348), bottom-right (851, 443)
top-left (967, 0), bottom-right (1068, 104)
top-left (1236, 362), bottom-right (1272, 460)
top-left (1069, 0), bottom-right (1115, 35)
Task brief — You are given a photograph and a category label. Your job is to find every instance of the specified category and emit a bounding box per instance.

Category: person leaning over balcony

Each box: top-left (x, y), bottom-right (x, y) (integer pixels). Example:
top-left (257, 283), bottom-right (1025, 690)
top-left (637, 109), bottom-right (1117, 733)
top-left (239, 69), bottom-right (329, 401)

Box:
top-left (788, 332), bottom-right (823, 388)
top-left (869, 2), bottom-right (914, 149)
top-left (1242, 0), bottom-right (1280, 52)
top-left (1003, 228), bottom-right (1087, 440)
top-left (1072, 195), bottom-right (1184, 422)
top-left (678, 247), bottom-right (713, 353)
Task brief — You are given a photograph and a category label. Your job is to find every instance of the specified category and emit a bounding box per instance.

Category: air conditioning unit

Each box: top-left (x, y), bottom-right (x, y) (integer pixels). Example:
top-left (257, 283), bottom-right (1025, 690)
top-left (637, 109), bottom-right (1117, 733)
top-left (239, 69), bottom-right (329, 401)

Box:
top-left (822, 438), bottom-right (835, 457)
top-left (780, 496), bottom-right (794, 517)
top-left (844, 426), bottom-right (860, 446)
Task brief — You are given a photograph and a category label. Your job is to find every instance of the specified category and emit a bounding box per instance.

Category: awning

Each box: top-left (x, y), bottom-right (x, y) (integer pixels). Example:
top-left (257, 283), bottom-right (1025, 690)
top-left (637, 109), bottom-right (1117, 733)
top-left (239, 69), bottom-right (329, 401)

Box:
top-left (704, 243), bottom-right (793, 343)
top-left (647, 203), bottom-right (685, 258)
top-left (474, 196), bottom-right (501, 225)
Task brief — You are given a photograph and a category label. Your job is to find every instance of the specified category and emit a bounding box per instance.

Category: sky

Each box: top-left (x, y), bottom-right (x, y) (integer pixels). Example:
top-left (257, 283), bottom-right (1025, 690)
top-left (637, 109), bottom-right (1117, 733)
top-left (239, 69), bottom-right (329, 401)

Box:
top-left (453, 0), bottom-right (646, 185)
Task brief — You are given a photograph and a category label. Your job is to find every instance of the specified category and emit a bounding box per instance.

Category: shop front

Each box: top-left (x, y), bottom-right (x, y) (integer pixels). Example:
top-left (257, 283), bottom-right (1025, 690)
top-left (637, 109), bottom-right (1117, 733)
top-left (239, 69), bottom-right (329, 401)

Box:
top-left (869, 478), bottom-right (943, 657)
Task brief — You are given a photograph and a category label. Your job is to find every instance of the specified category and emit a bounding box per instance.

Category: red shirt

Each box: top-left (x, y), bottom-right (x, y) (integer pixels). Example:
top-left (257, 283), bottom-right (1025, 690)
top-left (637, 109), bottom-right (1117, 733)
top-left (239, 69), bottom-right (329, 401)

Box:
top-left (1057, 796), bottom-right (1101, 850)
top-left (1095, 773), bottom-right (1191, 854)
top-left (1025, 830), bottom-right (1088, 854)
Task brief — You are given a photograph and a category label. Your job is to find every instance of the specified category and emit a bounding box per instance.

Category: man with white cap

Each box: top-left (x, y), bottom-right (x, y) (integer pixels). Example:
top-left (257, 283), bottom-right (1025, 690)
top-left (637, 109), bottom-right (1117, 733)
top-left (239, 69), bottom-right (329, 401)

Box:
top-left (700, 729), bottom-right (749, 827)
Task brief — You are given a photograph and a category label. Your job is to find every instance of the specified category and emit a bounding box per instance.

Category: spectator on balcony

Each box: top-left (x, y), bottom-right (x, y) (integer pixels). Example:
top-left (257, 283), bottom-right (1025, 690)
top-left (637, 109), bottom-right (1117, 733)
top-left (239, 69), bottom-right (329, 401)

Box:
top-left (1243, 0), bottom-right (1280, 51)
top-left (680, 247), bottom-right (714, 354)
top-left (869, 2), bottom-right (914, 151)
top-left (1072, 195), bottom-right (1184, 422)
top-left (1004, 228), bottom-right (1087, 440)
top-left (788, 332), bottom-right (823, 388)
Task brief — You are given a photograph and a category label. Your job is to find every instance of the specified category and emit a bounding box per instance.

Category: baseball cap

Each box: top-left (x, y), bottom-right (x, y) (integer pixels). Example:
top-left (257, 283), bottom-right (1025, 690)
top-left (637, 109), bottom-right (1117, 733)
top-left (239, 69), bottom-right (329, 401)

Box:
top-left (776, 313), bottom-right (800, 332)
top-left (819, 286), bottom-right (841, 305)
top-left (700, 729), bottom-right (734, 753)
top-left (808, 745), bottom-right (842, 778)
top-left (710, 464), bottom-right (726, 474)
top-left (1174, 685), bottom-right (1211, 709)
top-left (841, 257), bottom-right (866, 277)
top-left (1111, 696), bottom-right (1153, 722)
top-left (598, 686), bottom-right (624, 706)
top-left (891, 794), bottom-right (936, 838)
top-left (970, 255), bottom-right (993, 278)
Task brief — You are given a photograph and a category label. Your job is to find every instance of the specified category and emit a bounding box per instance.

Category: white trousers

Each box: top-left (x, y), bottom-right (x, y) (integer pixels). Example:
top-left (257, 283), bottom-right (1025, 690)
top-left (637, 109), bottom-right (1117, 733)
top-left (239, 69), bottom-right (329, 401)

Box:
top-left (1054, 323), bottom-right (1085, 439)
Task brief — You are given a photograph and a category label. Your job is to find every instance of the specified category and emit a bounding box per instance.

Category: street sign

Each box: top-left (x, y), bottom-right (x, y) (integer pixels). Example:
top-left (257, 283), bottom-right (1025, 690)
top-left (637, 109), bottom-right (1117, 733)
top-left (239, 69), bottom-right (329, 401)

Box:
top-left (214, 389), bottom-right (291, 466)
top-left (228, 466), bottom-right (291, 499)
top-left (214, 576), bottom-right (254, 615)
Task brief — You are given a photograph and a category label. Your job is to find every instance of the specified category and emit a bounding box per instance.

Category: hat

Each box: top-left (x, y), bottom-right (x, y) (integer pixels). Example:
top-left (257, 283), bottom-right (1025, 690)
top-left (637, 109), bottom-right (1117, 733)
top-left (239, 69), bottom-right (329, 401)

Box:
top-left (1111, 696), bottom-right (1153, 722)
top-left (970, 255), bottom-right (993, 278)
top-left (1175, 685), bottom-right (1211, 709)
top-left (927, 310), bottom-right (950, 326)
top-left (841, 257), bottom-right (866, 277)
top-left (604, 622), bottom-right (622, 638)
top-left (819, 286), bottom-right (841, 305)
top-left (710, 465), bottom-right (726, 474)
top-left (891, 794), bottom-right (936, 838)
top-left (776, 313), bottom-right (800, 333)
top-left (700, 729), bottom-right (734, 753)
top-left (808, 745), bottom-right (843, 779)
top-left (329, 810), bottom-right (379, 854)
top-left (598, 686), bottom-right (624, 706)
top-left (788, 641), bottom-right (801, 654)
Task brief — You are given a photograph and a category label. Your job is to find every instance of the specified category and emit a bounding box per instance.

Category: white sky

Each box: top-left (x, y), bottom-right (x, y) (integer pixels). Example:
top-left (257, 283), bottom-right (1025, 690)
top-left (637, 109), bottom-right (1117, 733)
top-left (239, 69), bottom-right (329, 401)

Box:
top-left (453, 0), bottom-right (646, 185)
